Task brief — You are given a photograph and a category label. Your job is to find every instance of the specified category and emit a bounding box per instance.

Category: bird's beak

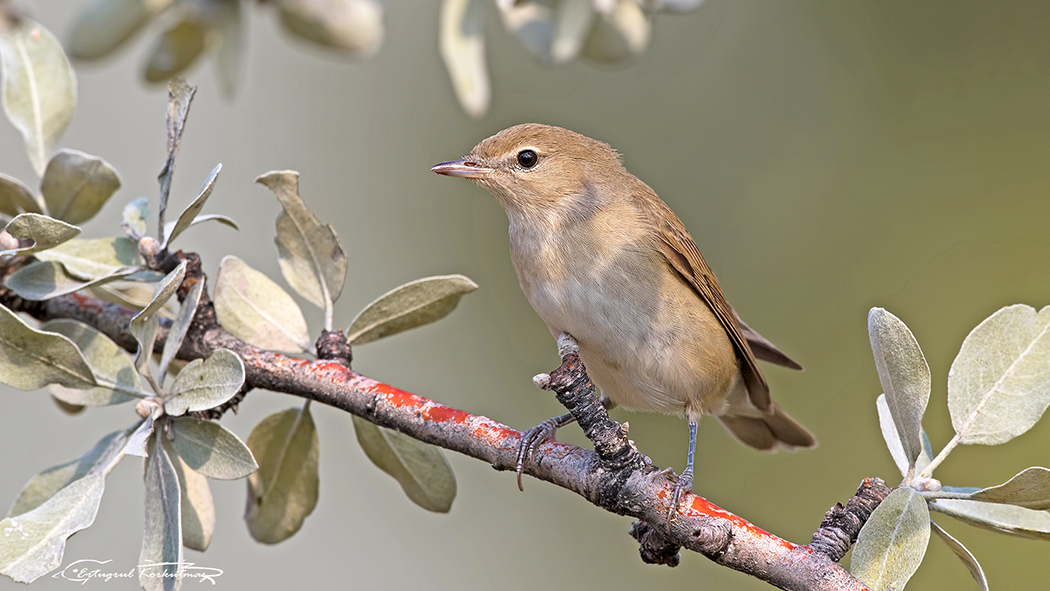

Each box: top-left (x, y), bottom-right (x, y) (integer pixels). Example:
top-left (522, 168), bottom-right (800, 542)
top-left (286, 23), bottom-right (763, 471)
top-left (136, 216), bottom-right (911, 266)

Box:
top-left (430, 158), bottom-right (494, 179)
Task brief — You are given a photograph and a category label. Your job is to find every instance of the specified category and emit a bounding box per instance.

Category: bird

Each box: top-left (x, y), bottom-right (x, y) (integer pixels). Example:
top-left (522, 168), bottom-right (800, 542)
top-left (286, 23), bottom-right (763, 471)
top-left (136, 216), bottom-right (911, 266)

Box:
top-left (431, 123), bottom-right (815, 520)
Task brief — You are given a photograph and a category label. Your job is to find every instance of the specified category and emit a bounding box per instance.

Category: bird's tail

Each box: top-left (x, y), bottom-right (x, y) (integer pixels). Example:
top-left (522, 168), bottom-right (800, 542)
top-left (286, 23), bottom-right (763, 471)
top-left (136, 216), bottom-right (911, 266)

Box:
top-left (716, 403), bottom-right (816, 451)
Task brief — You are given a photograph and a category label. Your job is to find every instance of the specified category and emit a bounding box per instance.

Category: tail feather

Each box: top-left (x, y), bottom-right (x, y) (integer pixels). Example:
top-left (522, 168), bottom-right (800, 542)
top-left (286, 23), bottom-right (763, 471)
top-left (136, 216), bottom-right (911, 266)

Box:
top-left (716, 403), bottom-right (816, 451)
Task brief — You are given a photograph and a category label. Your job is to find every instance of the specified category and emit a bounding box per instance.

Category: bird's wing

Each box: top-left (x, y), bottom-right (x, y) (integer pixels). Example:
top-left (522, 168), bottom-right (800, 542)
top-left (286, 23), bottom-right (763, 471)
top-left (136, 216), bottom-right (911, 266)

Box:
top-left (635, 194), bottom-right (771, 410)
top-left (734, 310), bottom-right (803, 370)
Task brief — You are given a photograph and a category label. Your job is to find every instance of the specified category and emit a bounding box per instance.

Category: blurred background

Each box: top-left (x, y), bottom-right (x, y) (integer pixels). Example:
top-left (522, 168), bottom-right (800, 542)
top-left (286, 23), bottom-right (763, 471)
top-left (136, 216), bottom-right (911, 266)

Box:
top-left (2, 1), bottom-right (1050, 589)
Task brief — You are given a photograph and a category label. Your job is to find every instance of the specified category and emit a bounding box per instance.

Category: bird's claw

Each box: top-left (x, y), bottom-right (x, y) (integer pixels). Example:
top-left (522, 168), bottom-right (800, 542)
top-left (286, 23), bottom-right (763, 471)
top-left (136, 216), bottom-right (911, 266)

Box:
top-left (516, 414), bottom-right (575, 491)
top-left (665, 469), bottom-right (694, 532)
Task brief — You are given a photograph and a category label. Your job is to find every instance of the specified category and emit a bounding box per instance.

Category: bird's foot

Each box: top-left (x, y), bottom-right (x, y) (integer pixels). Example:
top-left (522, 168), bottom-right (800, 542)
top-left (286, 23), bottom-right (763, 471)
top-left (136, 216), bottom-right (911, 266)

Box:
top-left (516, 413), bottom-right (576, 491)
top-left (665, 468), bottom-right (694, 532)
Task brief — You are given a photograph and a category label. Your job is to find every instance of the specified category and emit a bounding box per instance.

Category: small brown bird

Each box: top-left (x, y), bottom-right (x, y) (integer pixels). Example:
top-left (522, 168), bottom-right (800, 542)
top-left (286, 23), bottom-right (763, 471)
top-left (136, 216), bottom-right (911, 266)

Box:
top-left (432, 124), bottom-right (815, 515)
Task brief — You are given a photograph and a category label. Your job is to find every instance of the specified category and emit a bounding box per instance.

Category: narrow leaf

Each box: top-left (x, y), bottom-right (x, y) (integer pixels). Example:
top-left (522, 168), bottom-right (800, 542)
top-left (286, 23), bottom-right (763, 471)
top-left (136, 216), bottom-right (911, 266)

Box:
top-left (43, 319), bottom-right (144, 405)
top-left (5, 260), bottom-right (138, 300)
top-left (122, 196), bottom-right (149, 239)
top-left (347, 274), bottom-right (478, 345)
top-left (0, 304), bottom-right (95, 391)
top-left (851, 487), bottom-right (931, 591)
top-left (164, 349), bottom-right (244, 417)
top-left (931, 498), bottom-right (1050, 541)
top-left (1, 213), bottom-right (79, 257)
top-left (495, 0), bottom-right (554, 59)
top-left (33, 236), bottom-right (143, 280)
top-left (159, 278), bottom-right (203, 383)
top-left (40, 149), bottom-right (121, 225)
top-left (162, 439), bottom-right (214, 552)
top-left (353, 416), bottom-right (456, 512)
top-left (169, 416), bottom-right (257, 480)
top-left (130, 261), bottom-right (186, 381)
top-left (972, 467), bottom-right (1050, 510)
top-left (68, 0), bottom-right (174, 60)
top-left (7, 428), bottom-right (128, 517)
top-left (868, 308), bottom-right (931, 473)
top-left (161, 213), bottom-right (237, 242)
top-left (207, 0), bottom-right (243, 96)
top-left (213, 255), bottom-right (311, 353)
top-left (440, 0), bottom-right (489, 119)
top-left (948, 304), bottom-right (1050, 445)
top-left (157, 78), bottom-right (195, 242)
top-left (124, 414), bottom-right (155, 458)
top-left (0, 474), bottom-right (104, 583)
top-left (0, 173), bottom-right (41, 216)
top-left (876, 394), bottom-right (933, 479)
top-left (930, 522), bottom-right (989, 591)
top-left (580, 0), bottom-right (651, 63)
top-left (0, 19), bottom-right (76, 175)
top-left (551, 0), bottom-right (594, 63)
top-left (163, 163), bottom-right (221, 248)
top-left (277, 0), bottom-right (384, 55)
top-left (139, 434), bottom-right (182, 591)
top-left (245, 406), bottom-right (319, 544)
top-left (143, 16), bottom-right (206, 84)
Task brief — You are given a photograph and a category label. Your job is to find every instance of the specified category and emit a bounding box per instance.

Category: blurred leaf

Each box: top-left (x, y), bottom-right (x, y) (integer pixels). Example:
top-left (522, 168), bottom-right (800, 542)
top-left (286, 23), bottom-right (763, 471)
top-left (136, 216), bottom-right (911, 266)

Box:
top-left (206, 0), bottom-right (243, 96)
top-left (581, 0), bottom-right (650, 63)
top-left (5, 260), bottom-right (138, 300)
top-left (256, 171), bottom-right (347, 313)
top-left (124, 414), bottom-right (155, 457)
top-left (551, 0), bottom-right (594, 63)
top-left (214, 255), bottom-right (311, 353)
top-left (163, 163), bottom-right (221, 248)
top-left (163, 438), bottom-right (214, 552)
top-left (245, 406), bottom-right (319, 544)
top-left (40, 149), bottom-right (121, 225)
top-left (0, 173), bottom-right (41, 216)
top-left (353, 416), bottom-right (456, 512)
top-left (347, 274), bottom-right (478, 345)
top-left (139, 434), bottom-right (182, 591)
top-left (948, 304), bottom-right (1050, 445)
top-left (876, 394), bottom-right (933, 478)
top-left (868, 308), bottom-right (930, 475)
top-left (130, 261), bottom-right (187, 381)
top-left (0, 474), bottom-right (104, 583)
top-left (89, 280), bottom-right (177, 318)
top-left (0, 304), bottom-right (95, 391)
top-left (851, 488), bottom-right (930, 591)
top-left (159, 278), bottom-right (203, 383)
top-left (122, 196), bottom-right (149, 238)
top-left (51, 396), bottom-right (84, 415)
top-left (496, 0), bottom-right (554, 59)
top-left (7, 428), bottom-right (128, 517)
top-left (164, 349), bottom-right (244, 417)
top-left (0, 19), bottom-right (76, 175)
top-left (440, 0), bottom-right (489, 119)
top-left (169, 417), bottom-right (257, 480)
top-left (648, 0), bottom-right (705, 11)
top-left (1, 213), bottom-right (79, 257)
top-left (931, 498), bottom-right (1050, 541)
top-left (157, 78), bottom-right (195, 241)
top-left (43, 319), bottom-right (144, 405)
top-left (34, 236), bottom-right (143, 280)
top-left (930, 522), bottom-right (989, 591)
top-left (162, 213), bottom-right (238, 241)
top-left (278, 0), bottom-right (384, 55)
top-left (972, 467), bottom-right (1050, 510)
top-left (68, 0), bottom-right (174, 60)
top-left (144, 16), bottom-right (206, 84)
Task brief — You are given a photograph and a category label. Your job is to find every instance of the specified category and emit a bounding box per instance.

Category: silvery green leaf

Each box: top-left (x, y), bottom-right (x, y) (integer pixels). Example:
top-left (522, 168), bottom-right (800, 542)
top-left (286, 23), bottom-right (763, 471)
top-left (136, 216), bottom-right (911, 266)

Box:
top-left (204, 0), bottom-right (243, 96)
top-left (0, 304), bottom-right (95, 390)
top-left (139, 434), bottom-right (182, 591)
top-left (0, 173), bottom-right (41, 216)
top-left (159, 278), bottom-right (203, 383)
top-left (353, 416), bottom-right (456, 512)
top-left (930, 522), bottom-right (989, 591)
top-left (440, 0), bottom-right (489, 119)
top-left (162, 214), bottom-right (238, 244)
top-left (868, 308), bottom-right (930, 476)
top-left (122, 196), bottom-right (149, 238)
top-left (130, 261), bottom-right (186, 381)
top-left (646, 0), bottom-right (705, 11)
top-left (213, 255), bottom-right (311, 353)
top-left (277, 0), bottom-right (384, 56)
top-left (0, 19), bottom-right (76, 176)
top-left (0, 474), bottom-right (104, 583)
top-left (68, 0), bottom-right (174, 60)
top-left (51, 397), bottom-right (84, 415)
top-left (40, 149), bottom-right (121, 225)
top-left (5, 260), bottom-right (138, 300)
top-left (245, 406), bottom-right (319, 544)
top-left (949, 304), bottom-right (1050, 445)
top-left (144, 16), bottom-right (205, 85)
top-left (169, 416), bottom-right (257, 480)
top-left (162, 163), bottom-right (221, 249)
top-left (346, 274), bottom-right (478, 345)
top-left (876, 394), bottom-right (933, 478)
top-left (43, 319), bottom-right (144, 405)
top-left (256, 171), bottom-right (347, 316)
top-left (89, 280), bottom-right (176, 318)
top-left (164, 349), bottom-right (244, 416)
top-left (124, 414), bottom-right (156, 457)
top-left (972, 467), bottom-right (1050, 510)
top-left (851, 488), bottom-right (931, 591)
top-left (496, 0), bottom-right (554, 59)
top-left (163, 439), bottom-right (214, 552)
top-left (581, 0), bottom-right (650, 63)
top-left (157, 78), bottom-right (195, 241)
top-left (7, 428), bottom-right (128, 517)
top-left (1, 213), bottom-right (79, 257)
top-left (33, 236), bottom-right (143, 280)
top-left (931, 498), bottom-right (1050, 541)
top-left (551, 0), bottom-right (594, 63)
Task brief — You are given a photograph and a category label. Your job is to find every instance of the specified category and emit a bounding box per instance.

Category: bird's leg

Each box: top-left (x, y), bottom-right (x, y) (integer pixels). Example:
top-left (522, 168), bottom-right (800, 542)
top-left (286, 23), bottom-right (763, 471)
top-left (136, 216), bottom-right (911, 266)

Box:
top-left (516, 395), bottom-right (616, 491)
top-left (666, 419), bottom-right (699, 529)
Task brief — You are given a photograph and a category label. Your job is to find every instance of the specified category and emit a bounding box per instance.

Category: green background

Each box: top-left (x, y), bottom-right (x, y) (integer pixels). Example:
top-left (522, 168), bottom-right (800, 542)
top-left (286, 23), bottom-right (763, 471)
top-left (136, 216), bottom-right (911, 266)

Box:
top-left (2, 1), bottom-right (1049, 589)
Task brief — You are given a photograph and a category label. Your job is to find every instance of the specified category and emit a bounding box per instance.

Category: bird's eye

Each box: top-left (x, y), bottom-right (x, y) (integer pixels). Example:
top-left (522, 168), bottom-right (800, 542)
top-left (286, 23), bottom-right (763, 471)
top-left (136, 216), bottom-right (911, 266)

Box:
top-left (517, 149), bottom-right (538, 169)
